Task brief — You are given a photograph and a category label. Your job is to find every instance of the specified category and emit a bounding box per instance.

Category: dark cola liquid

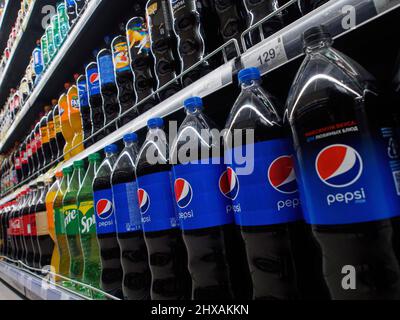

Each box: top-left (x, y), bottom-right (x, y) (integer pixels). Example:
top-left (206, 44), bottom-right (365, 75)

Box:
top-left (127, 16), bottom-right (158, 114)
top-left (243, 0), bottom-right (284, 46)
top-left (53, 105), bottom-right (65, 160)
top-left (113, 36), bottom-right (137, 126)
top-left (93, 176), bottom-right (124, 299)
top-left (136, 159), bottom-right (191, 300)
top-left (35, 186), bottom-right (54, 269)
top-left (146, 0), bottom-right (181, 100)
top-left (111, 165), bottom-right (151, 300)
top-left (291, 84), bottom-right (400, 299)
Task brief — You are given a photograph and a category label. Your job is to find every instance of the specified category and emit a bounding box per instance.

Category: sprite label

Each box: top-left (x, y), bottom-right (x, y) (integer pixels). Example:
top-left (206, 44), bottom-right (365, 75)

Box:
top-left (47, 26), bottom-right (55, 58)
top-left (58, 3), bottom-right (69, 41)
top-left (54, 207), bottom-right (66, 235)
top-left (64, 204), bottom-right (81, 236)
top-left (41, 35), bottom-right (49, 67)
top-left (79, 200), bottom-right (96, 234)
top-left (52, 14), bottom-right (61, 49)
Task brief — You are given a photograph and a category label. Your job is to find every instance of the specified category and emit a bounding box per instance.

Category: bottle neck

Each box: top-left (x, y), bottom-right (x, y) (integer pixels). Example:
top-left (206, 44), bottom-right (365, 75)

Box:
top-left (305, 38), bottom-right (332, 54)
top-left (240, 79), bottom-right (261, 90)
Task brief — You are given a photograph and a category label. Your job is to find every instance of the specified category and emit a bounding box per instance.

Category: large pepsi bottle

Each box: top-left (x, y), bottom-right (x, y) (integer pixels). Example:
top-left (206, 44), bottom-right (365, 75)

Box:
top-left (146, 0), bottom-right (181, 101)
top-left (126, 16), bottom-right (158, 113)
top-left (169, 0), bottom-right (217, 86)
top-left (86, 62), bottom-right (105, 142)
top-left (211, 0), bottom-right (246, 58)
top-left (77, 74), bottom-right (93, 148)
top-left (136, 118), bottom-right (191, 300)
top-left (93, 146), bottom-right (123, 299)
top-left (110, 134), bottom-right (151, 300)
top-left (97, 47), bottom-right (120, 134)
top-left (224, 67), bottom-right (328, 300)
top-left (65, 0), bottom-right (78, 27)
top-left (171, 97), bottom-right (251, 300)
top-left (286, 26), bottom-right (400, 299)
top-left (111, 35), bottom-right (137, 125)
top-left (243, 0), bottom-right (284, 46)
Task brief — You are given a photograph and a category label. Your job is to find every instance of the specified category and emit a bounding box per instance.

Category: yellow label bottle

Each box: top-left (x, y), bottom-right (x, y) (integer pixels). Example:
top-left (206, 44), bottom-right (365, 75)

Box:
top-left (59, 85), bottom-right (74, 160)
top-left (67, 84), bottom-right (84, 157)
top-left (45, 177), bottom-right (60, 281)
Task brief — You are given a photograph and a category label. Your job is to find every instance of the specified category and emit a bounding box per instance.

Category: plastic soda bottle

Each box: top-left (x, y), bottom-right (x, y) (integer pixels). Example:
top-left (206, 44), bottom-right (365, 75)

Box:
top-left (63, 162), bottom-right (85, 291)
top-left (52, 14), bottom-right (61, 50)
top-left (77, 153), bottom-right (103, 299)
top-left (58, 2), bottom-right (70, 44)
top-left (46, 24), bottom-right (56, 61)
top-left (67, 79), bottom-right (85, 156)
top-left (53, 169), bottom-right (71, 286)
top-left (45, 174), bottom-right (61, 281)
top-left (41, 34), bottom-right (49, 69)
top-left (59, 83), bottom-right (74, 160)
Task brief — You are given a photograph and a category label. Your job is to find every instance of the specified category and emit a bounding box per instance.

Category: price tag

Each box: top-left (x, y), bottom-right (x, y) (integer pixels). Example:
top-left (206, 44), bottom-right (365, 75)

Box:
top-left (242, 36), bottom-right (287, 74)
top-left (192, 62), bottom-right (233, 98)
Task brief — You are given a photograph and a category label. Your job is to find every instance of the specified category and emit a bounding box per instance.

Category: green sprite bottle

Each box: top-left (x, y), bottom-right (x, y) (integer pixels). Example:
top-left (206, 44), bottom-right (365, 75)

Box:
top-left (53, 169), bottom-right (71, 287)
top-left (52, 13), bottom-right (61, 50)
top-left (58, 2), bottom-right (70, 44)
top-left (46, 24), bottom-right (56, 61)
top-left (62, 162), bottom-right (85, 290)
top-left (41, 34), bottom-right (49, 69)
top-left (77, 153), bottom-right (104, 299)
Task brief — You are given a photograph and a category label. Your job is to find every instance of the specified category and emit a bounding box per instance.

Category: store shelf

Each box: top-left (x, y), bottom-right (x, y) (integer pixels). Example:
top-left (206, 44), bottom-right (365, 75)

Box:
top-left (241, 0), bottom-right (400, 75)
top-left (60, 59), bottom-right (235, 169)
top-left (1, 0), bottom-right (400, 202)
top-left (0, 0), bottom-right (139, 153)
top-left (0, 0), bottom-right (20, 55)
top-left (0, 0), bottom-right (58, 108)
top-left (0, 260), bottom-right (84, 300)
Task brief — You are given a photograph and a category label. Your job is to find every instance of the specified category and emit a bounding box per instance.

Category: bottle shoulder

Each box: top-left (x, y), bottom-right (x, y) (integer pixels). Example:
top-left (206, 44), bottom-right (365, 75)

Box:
top-left (286, 47), bottom-right (377, 123)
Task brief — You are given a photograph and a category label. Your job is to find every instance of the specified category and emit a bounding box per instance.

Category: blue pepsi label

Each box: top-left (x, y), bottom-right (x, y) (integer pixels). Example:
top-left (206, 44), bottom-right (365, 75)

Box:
top-left (93, 189), bottom-right (116, 235)
top-left (112, 182), bottom-right (142, 233)
top-left (137, 171), bottom-right (178, 233)
top-left (297, 124), bottom-right (400, 225)
top-left (77, 79), bottom-right (89, 108)
top-left (33, 48), bottom-right (43, 68)
top-left (173, 160), bottom-right (234, 230)
top-left (228, 139), bottom-right (303, 226)
top-left (86, 66), bottom-right (100, 96)
top-left (98, 54), bottom-right (116, 85)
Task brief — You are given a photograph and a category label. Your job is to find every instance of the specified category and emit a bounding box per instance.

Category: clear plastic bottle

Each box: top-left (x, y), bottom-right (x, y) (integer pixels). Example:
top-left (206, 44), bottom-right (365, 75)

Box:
top-left (170, 97), bottom-right (251, 300)
top-left (286, 26), bottom-right (400, 299)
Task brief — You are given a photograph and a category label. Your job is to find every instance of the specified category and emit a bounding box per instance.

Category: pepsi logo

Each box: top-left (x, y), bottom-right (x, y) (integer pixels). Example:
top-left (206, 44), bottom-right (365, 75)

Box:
top-left (137, 188), bottom-right (150, 214)
top-left (89, 73), bottom-right (99, 84)
top-left (316, 144), bottom-right (363, 188)
top-left (96, 199), bottom-right (114, 220)
top-left (268, 156), bottom-right (298, 194)
top-left (219, 167), bottom-right (240, 200)
top-left (174, 178), bottom-right (193, 209)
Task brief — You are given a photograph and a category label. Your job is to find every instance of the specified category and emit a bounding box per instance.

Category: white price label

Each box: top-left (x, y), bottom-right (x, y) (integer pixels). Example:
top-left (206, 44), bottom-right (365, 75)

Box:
top-left (243, 36), bottom-right (287, 73)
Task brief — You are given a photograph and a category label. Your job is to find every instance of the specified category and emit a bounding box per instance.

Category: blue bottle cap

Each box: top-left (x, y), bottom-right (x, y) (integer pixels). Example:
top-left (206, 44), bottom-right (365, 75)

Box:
top-left (238, 67), bottom-right (261, 84)
top-left (184, 96), bottom-right (203, 112)
top-left (104, 144), bottom-right (118, 154)
top-left (147, 118), bottom-right (164, 129)
top-left (123, 133), bottom-right (138, 143)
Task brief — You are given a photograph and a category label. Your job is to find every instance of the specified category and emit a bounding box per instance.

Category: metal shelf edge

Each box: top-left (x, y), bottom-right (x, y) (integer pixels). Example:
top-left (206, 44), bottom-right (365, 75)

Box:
top-left (0, 261), bottom-right (84, 300)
